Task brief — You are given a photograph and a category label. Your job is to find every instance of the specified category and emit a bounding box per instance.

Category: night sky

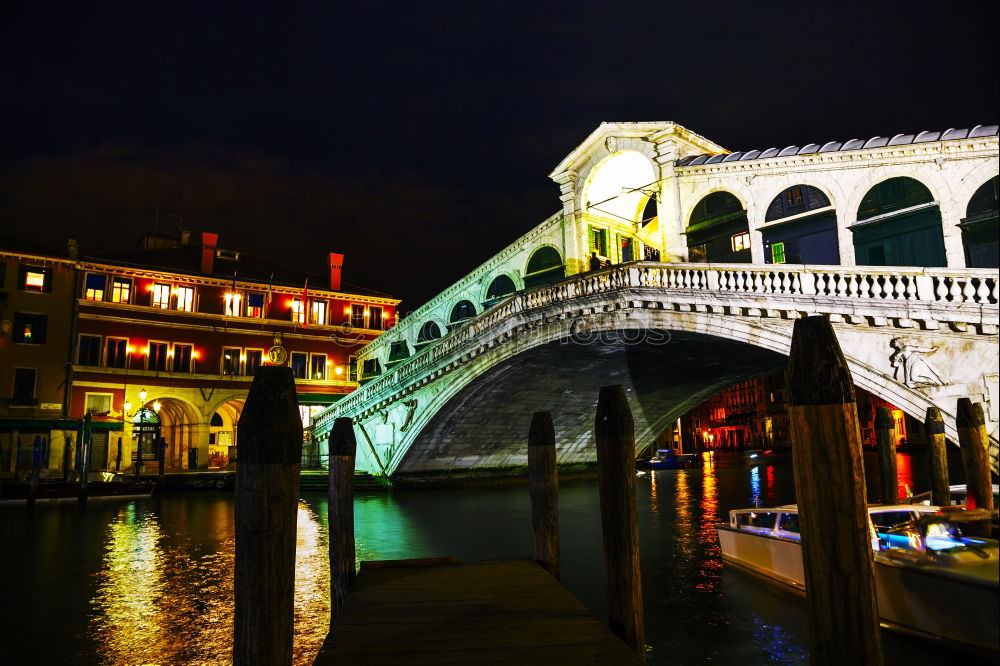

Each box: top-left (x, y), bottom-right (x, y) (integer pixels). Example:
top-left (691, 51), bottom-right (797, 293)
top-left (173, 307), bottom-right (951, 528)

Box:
top-left (2, 1), bottom-right (996, 311)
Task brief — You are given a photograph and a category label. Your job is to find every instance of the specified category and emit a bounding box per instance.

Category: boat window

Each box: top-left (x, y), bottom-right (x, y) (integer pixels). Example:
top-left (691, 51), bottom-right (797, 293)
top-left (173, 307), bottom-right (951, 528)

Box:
top-left (736, 512), bottom-right (778, 529)
top-left (869, 511), bottom-right (915, 531)
top-left (778, 513), bottom-right (800, 533)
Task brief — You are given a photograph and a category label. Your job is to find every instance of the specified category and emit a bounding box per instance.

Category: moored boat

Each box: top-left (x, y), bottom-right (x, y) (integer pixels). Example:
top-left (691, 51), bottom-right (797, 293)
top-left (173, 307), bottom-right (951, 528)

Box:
top-left (646, 449), bottom-right (697, 469)
top-left (716, 503), bottom-right (999, 655)
top-left (0, 475), bottom-right (155, 504)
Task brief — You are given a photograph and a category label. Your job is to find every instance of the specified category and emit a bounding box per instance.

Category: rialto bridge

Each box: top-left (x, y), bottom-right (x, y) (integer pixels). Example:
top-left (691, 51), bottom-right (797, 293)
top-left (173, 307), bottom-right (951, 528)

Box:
top-left (313, 122), bottom-right (999, 477)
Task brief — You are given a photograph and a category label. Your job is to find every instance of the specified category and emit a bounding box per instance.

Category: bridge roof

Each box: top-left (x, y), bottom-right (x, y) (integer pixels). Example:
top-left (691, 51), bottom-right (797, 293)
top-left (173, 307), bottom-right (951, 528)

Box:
top-left (676, 124), bottom-right (999, 167)
top-left (548, 122), bottom-right (727, 180)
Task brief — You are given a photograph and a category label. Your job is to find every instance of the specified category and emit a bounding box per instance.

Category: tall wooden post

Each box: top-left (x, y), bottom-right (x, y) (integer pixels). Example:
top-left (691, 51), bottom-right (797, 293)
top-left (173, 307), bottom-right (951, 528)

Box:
top-left (329, 417), bottom-right (357, 617)
top-left (13, 436), bottom-right (22, 480)
top-left (115, 437), bottom-right (123, 474)
top-left (28, 436), bottom-right (42, 507)
top-left (528, 411), bottom-right (560, 580)
top-left (134, 432), bottom-right (144, 479)
top-left (956, 399), bottom-right (995, 515)
top-left (874, 406), bottom-right (898, 503)
top-left (594, 385), bottom-right (645, 660)
top-left (786, 316), bottom-right (883, 665)
top-left (233, 367), bottom-right (302, 666)
top-left (78, 420), bottom-right (92, 504)
top-left (157, 437), bottom-right (167, 488)
top-left (62, 436), bottom-right (73, 482)
top-left (924, 407), bottom-right (950, 507)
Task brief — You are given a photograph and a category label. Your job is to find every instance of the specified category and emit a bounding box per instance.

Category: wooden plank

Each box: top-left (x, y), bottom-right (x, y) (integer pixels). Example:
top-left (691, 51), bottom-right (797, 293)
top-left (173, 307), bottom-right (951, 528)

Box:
top-left (314, 559), bottom-right (642, 665)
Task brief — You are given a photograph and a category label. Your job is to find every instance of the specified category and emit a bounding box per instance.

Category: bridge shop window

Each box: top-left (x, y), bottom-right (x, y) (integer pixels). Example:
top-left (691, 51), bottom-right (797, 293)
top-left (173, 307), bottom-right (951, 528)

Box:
top-left (105, 338), bottom-right (128, 368)
top-left (387, 340), bottom-right (410, 366)
top-left (77, 334), bottom-right (102, 366)
top-left (523, 246), bottom-right (565, 289)
top-left (361, 358), bottom-right (381, 378)
top-left (111, 277), bottom-right (132, 303)
top-left (84, 273), bottom-right (106, 301)
top-left (18, 265), bottom-right (51, 292)
top-left (961, 176), bottom-right (999, 268)
top-left (290, 352), bottom-right (308, 379)
top-left (686, 192), bottom-right (751, 263)
top-left (761, 185), bottom-right (838, 265)
top-left (588, 226), bottom-right (609, 256)
top-left (484, 275), bottom-right (516, 308)
top-left (416, 321), bottom-right (442, 346)
top-left (448, 300), bottom-right (477, 331)
top-left (851, 177), bottom-right (945, 267)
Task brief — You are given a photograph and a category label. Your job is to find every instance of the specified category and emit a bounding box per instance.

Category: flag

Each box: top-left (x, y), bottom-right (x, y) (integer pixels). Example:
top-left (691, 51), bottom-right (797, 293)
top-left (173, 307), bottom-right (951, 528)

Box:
top-left (301, 278), bottom-right (309, 328)
top-left (264, 272), bottom-right (274, 316)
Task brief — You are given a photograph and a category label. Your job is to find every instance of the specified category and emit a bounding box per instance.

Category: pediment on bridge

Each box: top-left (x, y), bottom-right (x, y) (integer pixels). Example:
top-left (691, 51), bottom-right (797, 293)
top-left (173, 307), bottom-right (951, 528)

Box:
top-left (549, 121), bottom-right (727, 183)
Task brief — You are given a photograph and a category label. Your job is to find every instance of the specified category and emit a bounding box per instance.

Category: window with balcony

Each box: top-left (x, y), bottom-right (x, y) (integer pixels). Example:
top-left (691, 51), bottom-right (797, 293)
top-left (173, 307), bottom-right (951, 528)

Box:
top-left (106, 338), bottom-right (128, 368)
top-left (290, 352), bottom-right (307, 379)
top-left (221, 347), bottom-right (242, 376)
top-left (370, 307), bottom-right (383, 330)
top-left (13, 313), bottom-right (47, 344)
top-left (246, 293), bottom-right (265, 318)
top-left (175, 286), bottom-right (194, 312)
top-left (310, 354), bottom-right (328, 380)
top-left (311, 300), bottom-right (327, 326)
top-left (291, 299), bottom-right (306, 324)
top-left (84, 274), bottom-right (106, 301)
top-left (18, 266), bottom-right (51, 292)
top-left (173, 344), bottom-right (193, 373)
top-left (152, 284), bottom-right (171, 308)
top-left (111, 277), bottom-right (132, 303)
top-left (245, 349), bottom-right (263, 375)
top-left (224, 292), bottom-right (242, 316)
top-left (11, 368), bottom-right (37, 406)
top-left (148, 342), bottom-right (169, 371)
top-left (78, 335), bottom-right (102, 365)
top-left (350, 304), bottom-right (365, 328)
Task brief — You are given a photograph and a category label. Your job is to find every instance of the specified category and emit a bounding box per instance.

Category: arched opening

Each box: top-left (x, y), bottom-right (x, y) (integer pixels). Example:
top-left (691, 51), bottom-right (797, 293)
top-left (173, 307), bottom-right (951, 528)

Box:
top-left (686, 192), bottom-right (750, 263)
top-left (962, 176), bottom-right (999, 268)
top-left (523, 247), bottom-right (565, 289)
top-left (761, 185), bottom-right (838, 265)
top-left (581, 151), bottom-right (655, 265)
top-left (852, 177), bottom-right (945, 267)
top-left (448, 300), bottom-right (477, 330)
top-left (484, 274), bottom-right (516, 308)
top-left (416, 321), bottom-right (443, 346)
top-left (209, 399), bottom-right (243, 469)
top-left (141, 396), bottom-right (203, 471)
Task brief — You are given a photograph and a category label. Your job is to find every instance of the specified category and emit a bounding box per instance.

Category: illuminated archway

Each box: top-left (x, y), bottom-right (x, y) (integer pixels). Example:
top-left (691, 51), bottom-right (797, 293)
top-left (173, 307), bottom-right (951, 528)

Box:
top-left (209, 399), bottom-right (244, 468)
top-left (686, 191), bottom-right (750, 263)
top-left (140, 396), bottom-right (201, 470)
top-left (761, 185), bottom-right (838, 265)
top-left (581, 151), bottom-right (657, 263)
top-left (962, 176), bottom-right (999, 268)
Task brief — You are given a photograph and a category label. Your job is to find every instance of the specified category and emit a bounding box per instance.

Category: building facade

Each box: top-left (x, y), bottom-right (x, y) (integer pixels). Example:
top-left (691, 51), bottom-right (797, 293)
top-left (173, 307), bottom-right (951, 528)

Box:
top-left (1, 231), bottom-right (398, 475)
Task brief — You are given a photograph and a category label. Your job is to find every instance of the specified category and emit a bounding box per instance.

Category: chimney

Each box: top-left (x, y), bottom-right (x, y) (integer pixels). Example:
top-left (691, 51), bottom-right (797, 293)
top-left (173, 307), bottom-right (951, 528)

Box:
top-left (67, 238), bottom-right (79, 260)
top-left (328, 252), bottom-right (344, 292)
top-left (201, 232), bottom-right (218, 275)
top-left (181, 230), bottom-right (191, 246)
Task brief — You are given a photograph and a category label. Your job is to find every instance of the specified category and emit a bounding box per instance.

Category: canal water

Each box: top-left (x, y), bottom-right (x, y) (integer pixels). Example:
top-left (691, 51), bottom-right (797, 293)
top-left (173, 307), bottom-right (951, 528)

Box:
top-left (0, 451), bottom-right (987, 665)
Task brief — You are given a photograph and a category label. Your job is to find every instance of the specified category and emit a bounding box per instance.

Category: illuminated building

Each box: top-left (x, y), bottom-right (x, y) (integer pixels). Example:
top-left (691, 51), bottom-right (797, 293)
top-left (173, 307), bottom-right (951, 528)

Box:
top-left (1, 231), bottom-right (398, 473)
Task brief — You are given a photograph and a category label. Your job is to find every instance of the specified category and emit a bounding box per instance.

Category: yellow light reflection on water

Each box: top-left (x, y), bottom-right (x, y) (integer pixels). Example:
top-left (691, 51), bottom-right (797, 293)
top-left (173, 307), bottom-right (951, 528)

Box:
top-left (697, 453), bottom-right (721, 592)
top-left (91, 500), bottom-right (332, 665)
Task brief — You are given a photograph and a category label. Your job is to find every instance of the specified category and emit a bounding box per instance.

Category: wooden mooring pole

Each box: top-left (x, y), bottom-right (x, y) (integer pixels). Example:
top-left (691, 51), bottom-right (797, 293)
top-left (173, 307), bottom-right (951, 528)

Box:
top-left (874, 406), bottom-right (898, 503)
top-left (28, 436), bottom-right (42, 507)
top-left (594, 385), bottom-right (645, 660)
top-left (62, 435), bottom-right (73, 482)
top-left (78, 418), bottom-right (92, 504)
top-left (956, 399), bottom-right (995, 531)
top-left (925, 407), bottom-right (950, 507)
top-left (329, 417), bottom-right (357, 617)
top-left (233, 366), bottom-right (302, 666)
top-left (786, 316), bottom-right (883, 665)
top-left (528, 411), bottom-right (560, 580)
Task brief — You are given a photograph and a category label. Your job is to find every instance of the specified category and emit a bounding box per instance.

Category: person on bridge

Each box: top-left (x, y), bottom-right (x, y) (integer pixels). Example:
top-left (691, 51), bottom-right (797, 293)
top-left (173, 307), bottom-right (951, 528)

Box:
top-left (589, 252), bottom-right (601, 271)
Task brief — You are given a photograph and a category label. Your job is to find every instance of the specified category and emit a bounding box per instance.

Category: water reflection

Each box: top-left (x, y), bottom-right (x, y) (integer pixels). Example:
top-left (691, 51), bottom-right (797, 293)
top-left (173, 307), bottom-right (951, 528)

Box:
top-left (896, 452), bottom-right (913, 499)
top-left (749, 465), bottom-right (761, 506)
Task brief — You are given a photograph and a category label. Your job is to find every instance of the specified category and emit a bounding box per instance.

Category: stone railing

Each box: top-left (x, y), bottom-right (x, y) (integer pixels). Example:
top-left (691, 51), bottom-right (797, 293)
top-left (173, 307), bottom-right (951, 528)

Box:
top-left (317, 261), bottom-right (998, 428)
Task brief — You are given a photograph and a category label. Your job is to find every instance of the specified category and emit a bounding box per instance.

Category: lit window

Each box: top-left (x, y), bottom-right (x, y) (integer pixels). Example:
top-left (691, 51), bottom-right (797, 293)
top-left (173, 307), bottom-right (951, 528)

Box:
top-left (291, 299), bottom-right (306, 324)
top-left (771, 242), bottom-right (786, 264)
top-left (245, 349), bottom-right (263, 375)
top-left (350, 304), bottom-right (365, 328)
top-left (311, 354), bottom-right (327, 380)
top-left (175, 286), bottom-right (194, 312)
top-left (370, 307), bottom-right (383, 330)
top-left (152, 284), bottom-right (171, 309)
top-left (246, 293), bottom-right (265, 318)
top-left (221, 348), bottom-right (242, 376)
top-left (84, 274), bottom-right (105, 301)
top-left (24, 271), bottom-right (46, 291)
top-left (731, 232), bottom-right (751, 253)
top-left (13, 313), bottom-right (47, 344)
top-left (311, 300), bottom-right (327, 326)
top-left (85, 393), bottom-right (112, 415)
top-left (224, 292), bottom-right (242, 317)
top-left (173, 344), bottom-right (193, 373)
top-left (111, 277), bottom-right (132, 303)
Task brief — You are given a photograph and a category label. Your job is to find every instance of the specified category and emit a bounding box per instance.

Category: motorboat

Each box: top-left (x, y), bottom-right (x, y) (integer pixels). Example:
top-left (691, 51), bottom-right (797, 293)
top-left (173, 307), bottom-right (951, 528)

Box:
top-left (743, 449), bottom-right (789, 464)
top-left (717, 503), bottom-right (999, 655)
top-left (905, 483), bottom-right (1000, 508)
top-left (647, 449), bottom-right (697, 469)
top-left (0, 473), bottom-right (155, 504)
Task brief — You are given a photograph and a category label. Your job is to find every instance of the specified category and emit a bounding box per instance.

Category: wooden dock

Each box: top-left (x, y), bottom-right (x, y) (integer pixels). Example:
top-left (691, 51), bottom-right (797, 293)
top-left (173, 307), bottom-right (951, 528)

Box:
top-left (313, 558), bottom-right (645, 665)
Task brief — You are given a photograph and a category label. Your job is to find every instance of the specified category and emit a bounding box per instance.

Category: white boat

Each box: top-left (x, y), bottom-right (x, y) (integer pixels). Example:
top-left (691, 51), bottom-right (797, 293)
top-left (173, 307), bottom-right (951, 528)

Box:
top-left (717, 504), bottom-right (999, 655)
top-left (904, 483), bottom-right (1000, 507)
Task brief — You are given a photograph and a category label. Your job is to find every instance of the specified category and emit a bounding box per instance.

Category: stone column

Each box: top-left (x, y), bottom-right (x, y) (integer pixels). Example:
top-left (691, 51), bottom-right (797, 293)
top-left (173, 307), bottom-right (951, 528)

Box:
top-left (554, 171), bottom-right (583, 275)
top-left (191, 422), bottom-right (212, 470)
top-left (653, 139), bottom-right (685, 261)
top-left (937, 197), bottom-right (967, 268)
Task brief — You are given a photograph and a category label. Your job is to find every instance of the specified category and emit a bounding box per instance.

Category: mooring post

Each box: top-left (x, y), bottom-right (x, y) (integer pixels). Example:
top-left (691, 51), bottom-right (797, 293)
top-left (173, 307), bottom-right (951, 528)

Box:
top-left (874, 406), bottom-right (898, 503)
top-left (78, 419), bottom-right (92, 504)
top-left (528, 411), bottom-right (560, 580)
top-left (786, 316), bottom-right (883, 665)
top-left (233, 366), bottom-right (302, 666)
top-left (925, 407), bottom-right (950, 507)
top-left (13, 436), bottom-right (22, 480)
top-left (329, 417), bottom-right (357, 617)
top-left (62, 435), bottom-right (73, 482)
top-left (594, 385), bottom-right (645, 660)
top-left (956, 399), bottom-right (995, 534)
top-left (115, 437), bottom-right (123, 474)
top-left (157, 437), bottom-right (167, 489)
top-left (28, 436), bottom-right (42, 507)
